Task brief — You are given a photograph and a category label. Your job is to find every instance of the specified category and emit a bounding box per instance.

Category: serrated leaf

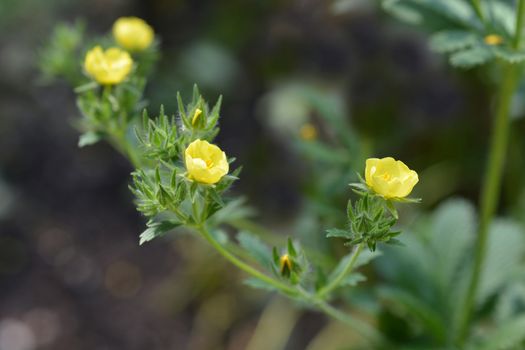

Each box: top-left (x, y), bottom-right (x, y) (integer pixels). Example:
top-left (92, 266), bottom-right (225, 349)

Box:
top-left (237, 231), bottom-right (272, 269)
top-left (139, 220), bottom-right (182, 245)
top-left (493, 46), bottom-right (525, 64)
top-left (244, 277), bottom-right (278, 292)
top-left (78, 131), bottom-right (102, 147)
top-left (449, 45), bottom-right (494, 68)
top-left (429, 30), bottom-right (477, 53)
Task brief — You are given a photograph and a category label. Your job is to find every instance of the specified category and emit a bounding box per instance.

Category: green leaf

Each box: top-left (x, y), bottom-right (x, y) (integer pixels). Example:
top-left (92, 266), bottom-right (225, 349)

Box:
top-left (449, 45), bottom-right (494, 68)
top-left (477, 219), bottom-right (525, 305)
top-left (493, 46), bottom-right (525, 64)
top-left (382, 0), bottom-right (423, 25)
top-left (78, 131), bottom-right (103, 147)
top-left (326, 228), bottom-right (351, 239)
top-left (327, 248), bottom-right (380, 285)
top-left (379, 287), bottom-right (447, 344)
top-left (244, 277), bottom-right (278, 292)
top-left (237, 231), bottom-right (273, 269)
top-left (341, 272), bottom-right (367, 287)
top-left (354, 248), bottom-right (382, 269)
top-left (139, 219), bottom-right (182, 245)
top-left (429, 30), bottom-right (477, 53)
top-left (478, 315), bottom-right (525, 350)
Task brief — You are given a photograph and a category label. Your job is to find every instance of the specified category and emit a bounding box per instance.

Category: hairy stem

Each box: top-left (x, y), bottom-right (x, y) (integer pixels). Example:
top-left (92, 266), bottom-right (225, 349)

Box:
top-left (317, 243), bottom-right (364, 299)
top-left (297, 287), bottom-right (386, 346)
top-left (196, 224), bottom-right (297, 295)
top-left (195, 224), bottom-right (385, 345)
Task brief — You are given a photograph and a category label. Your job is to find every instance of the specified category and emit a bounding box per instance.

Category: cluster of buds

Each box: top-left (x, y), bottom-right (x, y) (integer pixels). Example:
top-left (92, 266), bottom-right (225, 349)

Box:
top-left (327, 157), bottom-right (419, 251)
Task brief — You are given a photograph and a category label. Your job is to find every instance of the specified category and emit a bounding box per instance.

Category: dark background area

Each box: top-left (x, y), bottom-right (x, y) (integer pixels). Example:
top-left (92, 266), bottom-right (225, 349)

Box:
top-left (0, 0), bottom-right (518, 349)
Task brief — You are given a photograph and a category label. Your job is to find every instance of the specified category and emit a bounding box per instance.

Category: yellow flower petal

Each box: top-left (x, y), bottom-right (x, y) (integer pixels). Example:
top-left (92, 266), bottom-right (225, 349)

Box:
top-left (185, 139), bottom-right (229, 184)
top-left (112, 17), bottom-right (154, 51)
top-left (365, 157), bottom-right (418, 198)
top-left (84, 46), bottom-right (133, 85)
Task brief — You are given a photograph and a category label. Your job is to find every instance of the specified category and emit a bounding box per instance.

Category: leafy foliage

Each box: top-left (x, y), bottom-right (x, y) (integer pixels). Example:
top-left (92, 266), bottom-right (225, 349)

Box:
top-left (327, 194), bottom-right (401, 251)
top-left (376, 198), bottom-right (525, 346)
top-left (382, 0), bottom-right (525, 68)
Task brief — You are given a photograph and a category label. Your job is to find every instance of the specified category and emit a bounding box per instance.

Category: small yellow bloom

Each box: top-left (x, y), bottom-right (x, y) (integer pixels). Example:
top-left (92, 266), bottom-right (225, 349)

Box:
top-left (299, 123), bottom-right (317, 141)
top-left (484, 34), bottom-right (504, 46)
top-left (191, 108), bottom-right (203, 125)
top-left (84, 46), bottom-right (133, 85)
top-left (279, 254), bottom-right (292, 277)
top-left (112, 17), bottom-right (154, 51)
top-left (185, 139), bottom-right (229, 184)
top-left (365, 157), bottom-right (419, 199)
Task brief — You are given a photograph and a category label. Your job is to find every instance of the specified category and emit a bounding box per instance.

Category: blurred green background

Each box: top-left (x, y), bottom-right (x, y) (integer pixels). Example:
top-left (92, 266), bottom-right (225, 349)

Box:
top-left (1, 0), bottom-right (524, 349)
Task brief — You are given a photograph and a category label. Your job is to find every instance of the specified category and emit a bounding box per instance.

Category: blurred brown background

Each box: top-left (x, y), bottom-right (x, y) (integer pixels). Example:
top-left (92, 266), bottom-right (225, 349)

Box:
top-left (0, 0), bottom-right (517, 349)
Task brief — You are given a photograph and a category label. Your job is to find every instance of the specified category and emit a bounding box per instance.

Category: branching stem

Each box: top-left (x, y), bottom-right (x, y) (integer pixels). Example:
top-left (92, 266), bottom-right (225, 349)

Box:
top-left (317, 243), bottom-right (364, 299)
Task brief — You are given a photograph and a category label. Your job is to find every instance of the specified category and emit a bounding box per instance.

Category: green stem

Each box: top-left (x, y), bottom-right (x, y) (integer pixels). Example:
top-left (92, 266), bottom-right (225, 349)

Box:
top-left (195, 224), bottom-right (385, 345)
top-left (317, 243), bottom-right (364, 299)
top-left (457, 1), bottom-right (525, 344)
top-left (196, 224), bottom-right (297, 295)
top-left (297, 287), bottom-right (386, 346)
top-left (514, 0), bottom-right (525, 49)
top-left (457, 63), bottom-right (520, 344)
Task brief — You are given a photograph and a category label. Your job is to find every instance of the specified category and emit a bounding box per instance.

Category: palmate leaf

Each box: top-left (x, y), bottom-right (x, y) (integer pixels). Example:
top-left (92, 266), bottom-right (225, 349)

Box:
top-left (382, 0), bottom-right (481, 29)
top-left (139, 219), bottom-right (182, 245)
top-left (449, 45), bottom-right (495, 68)
top-left (493, 46), bottom-right (525, 64)
top-left (429, 30), bottom-right (477, 53)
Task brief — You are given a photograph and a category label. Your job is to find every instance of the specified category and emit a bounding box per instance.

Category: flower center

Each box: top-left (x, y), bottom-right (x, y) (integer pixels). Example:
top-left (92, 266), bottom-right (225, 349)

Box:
top-left (382, 173), bottom-right (391, 181)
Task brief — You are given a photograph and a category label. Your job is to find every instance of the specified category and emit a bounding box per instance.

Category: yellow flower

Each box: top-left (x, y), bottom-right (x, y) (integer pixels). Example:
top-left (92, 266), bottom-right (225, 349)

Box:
top-left (84, 46), bottom-right (133, 85)
top-left (484, 34), bottom-right (504, 46)
top-left (185, 139), bottom-right (229, 184)
top-left (299, 123), bottom-right (317, 141)
top-left (365, 157), bottom-right (419, 199)
top-left (112, 17), bottom-right (154, 51)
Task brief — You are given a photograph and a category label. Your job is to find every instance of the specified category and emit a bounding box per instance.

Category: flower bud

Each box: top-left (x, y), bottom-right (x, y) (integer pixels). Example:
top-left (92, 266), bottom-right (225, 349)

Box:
top-left (279, 254), bottom-right (292, 278)
top-left (112, 17), bottom-right (154, 51)
top-left (191, 108), bottom-right (203, 126)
